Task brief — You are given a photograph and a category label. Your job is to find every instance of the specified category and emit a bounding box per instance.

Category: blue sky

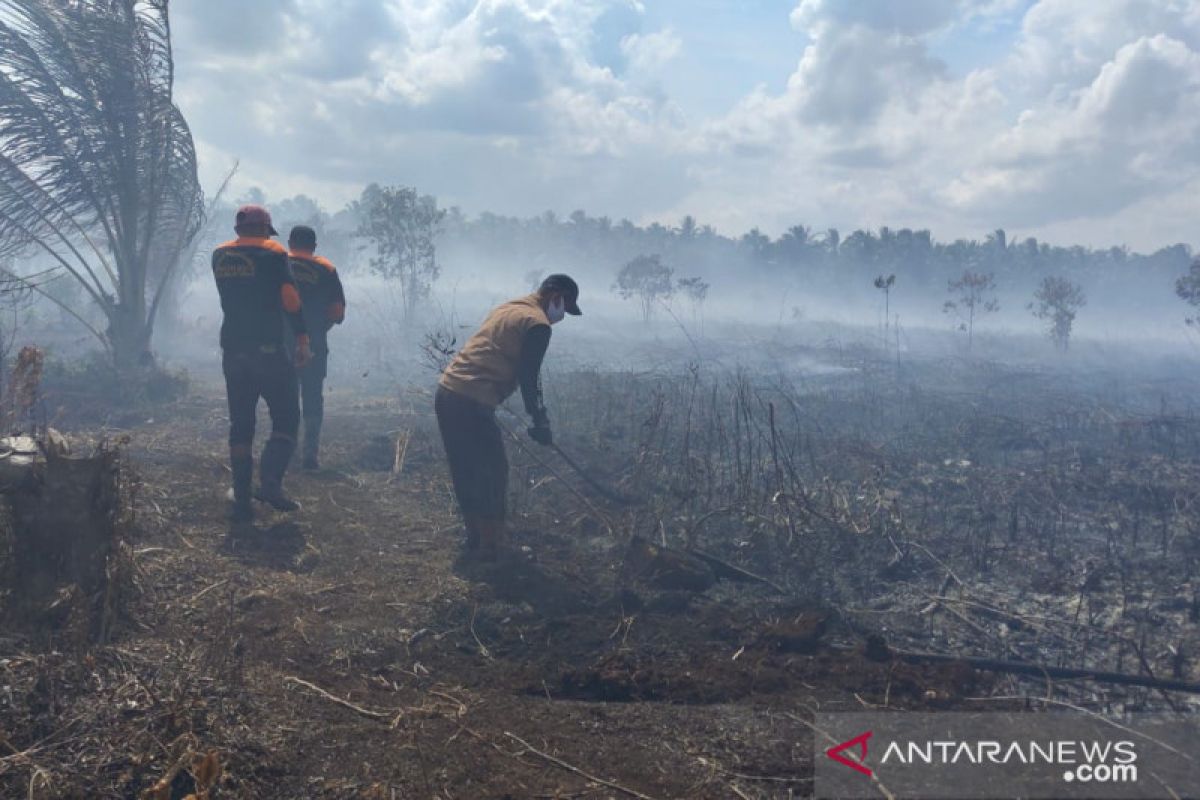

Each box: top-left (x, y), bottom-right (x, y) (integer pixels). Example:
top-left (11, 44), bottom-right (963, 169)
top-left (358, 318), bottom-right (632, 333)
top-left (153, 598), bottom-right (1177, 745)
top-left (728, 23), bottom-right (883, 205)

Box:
top-left (650, 0), bottom-right (1031, 116)
top-left (929, 3), bottom-right (1032, 74)
top-left (646, 1), bottom-right (803, 117)
top-left (172, 0), bottom-right (1200, 252)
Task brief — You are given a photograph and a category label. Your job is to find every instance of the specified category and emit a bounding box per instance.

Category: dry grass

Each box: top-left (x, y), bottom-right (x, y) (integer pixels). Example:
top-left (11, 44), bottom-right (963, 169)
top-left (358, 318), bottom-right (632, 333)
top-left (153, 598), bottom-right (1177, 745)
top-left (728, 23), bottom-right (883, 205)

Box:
top-left (1, 349), bottom-right (1198, 797)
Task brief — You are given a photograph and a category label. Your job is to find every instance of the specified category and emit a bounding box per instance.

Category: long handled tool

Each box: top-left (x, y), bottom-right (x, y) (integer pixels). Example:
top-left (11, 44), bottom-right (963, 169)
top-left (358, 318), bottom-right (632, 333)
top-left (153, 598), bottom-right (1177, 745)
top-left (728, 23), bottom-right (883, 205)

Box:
top-left (546, 441), bottom-right (643, 507)
top-left (494, 418), bottom-right (617, 536)
top-left (499, 406), bottom-right (642, 506)
top-left (498, 412), bottom-right (798, 596)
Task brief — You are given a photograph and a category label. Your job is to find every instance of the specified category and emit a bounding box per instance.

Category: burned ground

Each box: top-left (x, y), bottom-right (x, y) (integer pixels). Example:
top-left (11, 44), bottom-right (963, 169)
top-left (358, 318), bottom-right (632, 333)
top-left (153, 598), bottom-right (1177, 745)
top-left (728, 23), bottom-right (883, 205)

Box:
top-left (1, 345), bottom-right (1198, 798)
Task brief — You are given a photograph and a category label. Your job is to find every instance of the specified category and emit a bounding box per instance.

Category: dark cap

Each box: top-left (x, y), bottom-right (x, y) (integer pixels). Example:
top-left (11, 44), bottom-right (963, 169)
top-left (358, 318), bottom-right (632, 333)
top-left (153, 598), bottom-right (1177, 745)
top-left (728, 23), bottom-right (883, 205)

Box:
top-left (539, 273), bottom-right (581, 315)
top-left (288, 224), bottom-right (317, 249)
top-left (235, 204), bottom-right (278, 236)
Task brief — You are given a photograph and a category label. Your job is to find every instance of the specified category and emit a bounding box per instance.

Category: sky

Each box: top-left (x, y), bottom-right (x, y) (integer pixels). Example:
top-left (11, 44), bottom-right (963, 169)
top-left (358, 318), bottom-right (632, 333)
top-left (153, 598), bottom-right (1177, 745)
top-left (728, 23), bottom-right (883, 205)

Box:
top-left (172, 0), bottom-right (1200, 252)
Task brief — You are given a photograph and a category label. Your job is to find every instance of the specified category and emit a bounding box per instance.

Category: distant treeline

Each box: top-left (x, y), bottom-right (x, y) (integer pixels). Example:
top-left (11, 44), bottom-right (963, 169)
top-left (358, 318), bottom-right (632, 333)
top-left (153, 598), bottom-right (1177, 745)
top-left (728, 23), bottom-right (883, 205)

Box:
top-left (440, 211), bottom-right (1194, 289)
top-left (201, 187), bottom-right (1196, 294)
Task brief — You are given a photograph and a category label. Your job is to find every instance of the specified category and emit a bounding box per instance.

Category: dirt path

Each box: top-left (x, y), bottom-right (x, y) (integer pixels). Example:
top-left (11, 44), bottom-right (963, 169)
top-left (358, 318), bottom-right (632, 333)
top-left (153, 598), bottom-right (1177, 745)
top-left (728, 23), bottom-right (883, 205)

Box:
top-left (1, 384), bottom-right (981, 799)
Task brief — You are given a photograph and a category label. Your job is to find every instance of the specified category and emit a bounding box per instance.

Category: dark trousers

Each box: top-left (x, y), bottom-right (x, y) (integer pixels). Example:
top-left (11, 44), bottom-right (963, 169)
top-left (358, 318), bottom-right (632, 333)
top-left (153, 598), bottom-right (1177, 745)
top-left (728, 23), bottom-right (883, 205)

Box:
top-left (435, 386), bottom-right (507, 520)
top-left (299, 351), bottom-right (328, 457)
top-left (223, 349), bottom-right (300, 454)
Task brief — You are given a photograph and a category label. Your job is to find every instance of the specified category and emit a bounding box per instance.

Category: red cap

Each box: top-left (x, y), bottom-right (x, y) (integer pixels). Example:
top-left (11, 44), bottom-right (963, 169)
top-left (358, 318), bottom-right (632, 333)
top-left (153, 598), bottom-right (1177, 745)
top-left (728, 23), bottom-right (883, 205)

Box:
top-left (235, 204), bottom-right (278, 236)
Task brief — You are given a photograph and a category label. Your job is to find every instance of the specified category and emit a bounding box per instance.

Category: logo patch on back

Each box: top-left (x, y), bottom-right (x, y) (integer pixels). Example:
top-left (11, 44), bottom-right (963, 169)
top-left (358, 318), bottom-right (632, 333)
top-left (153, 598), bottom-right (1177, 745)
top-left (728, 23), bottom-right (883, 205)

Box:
top-left (214, 252), bottom-right (255, 278)
top-left (291, 261), bottom-right (320, 284)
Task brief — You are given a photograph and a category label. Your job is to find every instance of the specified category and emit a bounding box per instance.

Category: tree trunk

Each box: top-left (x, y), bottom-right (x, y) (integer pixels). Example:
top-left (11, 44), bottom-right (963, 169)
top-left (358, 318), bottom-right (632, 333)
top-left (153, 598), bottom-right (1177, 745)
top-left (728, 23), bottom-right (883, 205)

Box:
top-left (5, 443), bottom-right (125, 643)
top-left (107, 302), bottom-right (154, 370)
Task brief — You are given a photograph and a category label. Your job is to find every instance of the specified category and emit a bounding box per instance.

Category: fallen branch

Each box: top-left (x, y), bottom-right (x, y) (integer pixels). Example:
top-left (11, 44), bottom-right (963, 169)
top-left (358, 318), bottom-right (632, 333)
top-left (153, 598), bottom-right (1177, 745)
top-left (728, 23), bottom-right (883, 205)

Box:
top-left (504, 732), bottom-right (660, 800)
top-left (428, 689), bottom-right (468, 717)
top-left (966, 695), bottom-right (1194, 764)
top-left (469, 605), bottom-right (492, 660)
top-left (0, 720), bottom-right (81, 766)
top-left (28, 766), bottom-right (52, 798)
top-left (904, 541), bottom-right (964, 588)
top-left (186, 579), bottom-right (229, 605)
top-left (283, 676), bottom-right (393, 721)
top-left (883, 646), bottom-right (1200, 695)
top-left (723, 769), bottom-right (813, 784)
top-left (923, 594), bottom-right (1021, 660)
top-left (326, 491), bottom-right (359, 516)
top-left (687, 547), bottom-right (786, 594)
top-left (728, 784), bottom-right (753, 800)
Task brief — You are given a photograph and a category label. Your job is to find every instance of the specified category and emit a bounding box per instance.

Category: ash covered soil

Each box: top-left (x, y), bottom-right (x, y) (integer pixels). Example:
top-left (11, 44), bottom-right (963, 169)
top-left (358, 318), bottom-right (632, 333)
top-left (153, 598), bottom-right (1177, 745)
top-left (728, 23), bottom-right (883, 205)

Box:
top-left (2, 349), bottom-right (1199, 798)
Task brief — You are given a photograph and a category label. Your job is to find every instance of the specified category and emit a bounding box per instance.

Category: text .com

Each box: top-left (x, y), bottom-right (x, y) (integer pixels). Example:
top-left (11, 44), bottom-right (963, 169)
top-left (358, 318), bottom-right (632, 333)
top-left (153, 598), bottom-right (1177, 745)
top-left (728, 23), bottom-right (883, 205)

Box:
top-left (1065, 763), bottom-right (1138, 785)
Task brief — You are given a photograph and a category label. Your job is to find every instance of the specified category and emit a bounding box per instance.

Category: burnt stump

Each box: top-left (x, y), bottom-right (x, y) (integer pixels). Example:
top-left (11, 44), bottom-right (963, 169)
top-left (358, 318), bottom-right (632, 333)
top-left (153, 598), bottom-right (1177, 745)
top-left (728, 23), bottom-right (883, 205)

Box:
top-left (4, 443), bottom-right (124, 641)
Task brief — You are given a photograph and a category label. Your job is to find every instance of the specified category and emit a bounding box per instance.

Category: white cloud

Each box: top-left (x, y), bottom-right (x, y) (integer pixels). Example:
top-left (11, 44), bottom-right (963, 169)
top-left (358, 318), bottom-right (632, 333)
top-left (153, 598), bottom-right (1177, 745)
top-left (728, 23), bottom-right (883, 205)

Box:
top-left (174, 0), bottom-right (684, 211)
top-left (1015, 0), bottom-right (1200, 94)
top-left (945, 32), bottom-right (1200, 224)
top-left (172, 0), bottom-right (1200, 251)
top-left (620, 29), bottom-right (682, 75)
top-left (789, 24), bottom-right (946, 128)
top-left (670, 0), bottom-right (1200, 249)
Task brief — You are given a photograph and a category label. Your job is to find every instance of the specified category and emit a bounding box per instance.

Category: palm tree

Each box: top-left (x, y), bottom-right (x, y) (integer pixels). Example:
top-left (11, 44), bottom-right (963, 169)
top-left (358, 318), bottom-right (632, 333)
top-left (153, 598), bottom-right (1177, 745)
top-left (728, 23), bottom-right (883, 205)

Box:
top-left (777, 224), bottom-right (811, 264)
top-left (0, 0), bottom-right (204, 368)
top-left (873, 273), bottom-right (895, 340)
top-left (676, 215), bottom-right (697, 240)
top-left (740, 228), bottom-right (771, 262)
top-left (821, 228), bottom-right (840, 255)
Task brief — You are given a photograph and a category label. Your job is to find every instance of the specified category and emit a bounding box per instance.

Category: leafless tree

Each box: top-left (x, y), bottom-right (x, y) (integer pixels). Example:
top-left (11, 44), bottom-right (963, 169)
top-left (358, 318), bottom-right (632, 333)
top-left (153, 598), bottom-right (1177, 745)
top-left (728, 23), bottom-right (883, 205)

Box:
top-left (944, 270), bottom-right (999, 351)
top-left (1029, 275), bottom-right (1085, 351)
top-left (0, 0), bottom-right (205, 369)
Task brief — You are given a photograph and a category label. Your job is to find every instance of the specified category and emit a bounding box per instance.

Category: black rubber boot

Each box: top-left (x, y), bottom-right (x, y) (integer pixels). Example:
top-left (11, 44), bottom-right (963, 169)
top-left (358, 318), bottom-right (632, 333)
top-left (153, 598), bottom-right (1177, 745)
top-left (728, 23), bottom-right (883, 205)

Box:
top-left (229, 454), bottom-right (254, 523)
top-left (302, 416), bottom-right (322, 471)
top-left (255, 436), bottom-right (301, 512)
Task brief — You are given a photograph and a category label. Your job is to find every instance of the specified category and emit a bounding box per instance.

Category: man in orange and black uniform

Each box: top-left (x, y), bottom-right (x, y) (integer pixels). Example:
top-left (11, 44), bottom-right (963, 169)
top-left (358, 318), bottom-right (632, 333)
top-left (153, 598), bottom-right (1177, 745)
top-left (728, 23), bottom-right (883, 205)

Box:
top-left (436, 274), bottom-right (581, 559)
top-left (212, 205), bottom-right (312, 523)
top-left (287, 225), bottom-right (346, 470)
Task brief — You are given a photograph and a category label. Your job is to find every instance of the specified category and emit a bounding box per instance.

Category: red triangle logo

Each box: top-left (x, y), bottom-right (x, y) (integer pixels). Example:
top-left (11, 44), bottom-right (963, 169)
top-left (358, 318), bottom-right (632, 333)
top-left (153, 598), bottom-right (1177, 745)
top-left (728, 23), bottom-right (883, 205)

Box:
top-left (826, 731), bottom-right (873, 777)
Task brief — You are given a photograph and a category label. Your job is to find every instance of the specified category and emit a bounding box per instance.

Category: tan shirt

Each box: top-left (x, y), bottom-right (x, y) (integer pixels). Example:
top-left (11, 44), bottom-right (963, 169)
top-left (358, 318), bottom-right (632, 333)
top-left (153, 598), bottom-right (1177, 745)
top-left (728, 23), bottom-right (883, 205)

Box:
top-left (439, 294), bottom-right (550, 408)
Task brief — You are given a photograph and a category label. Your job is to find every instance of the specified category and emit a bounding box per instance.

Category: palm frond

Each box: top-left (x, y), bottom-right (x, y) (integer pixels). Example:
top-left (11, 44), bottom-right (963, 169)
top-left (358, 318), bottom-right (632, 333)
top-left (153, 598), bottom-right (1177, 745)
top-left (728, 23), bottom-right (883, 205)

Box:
top-left (0, 0), bottom-right (204, 359)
